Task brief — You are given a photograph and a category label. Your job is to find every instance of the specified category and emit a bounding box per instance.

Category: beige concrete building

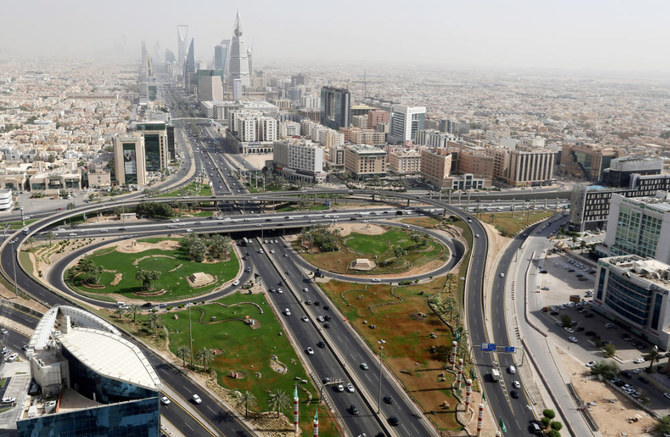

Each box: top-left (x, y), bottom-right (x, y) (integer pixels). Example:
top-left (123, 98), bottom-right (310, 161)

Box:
top-left (29, 172), bottom-right (81, 193)
top-left (114, 134), bottom-right (146, 186)
top-left (421, 149), bottom-right (453, 189)
top-left (367, 109), bottom-right (389, 129)
top-left (388, 149), bottom-right (421, 174)
top-left (344, 144), bottom-right (387, 179)
top-left (488, 148), bottom-right (555, 187)
top-left (88, 167), bottom-right (111, 188)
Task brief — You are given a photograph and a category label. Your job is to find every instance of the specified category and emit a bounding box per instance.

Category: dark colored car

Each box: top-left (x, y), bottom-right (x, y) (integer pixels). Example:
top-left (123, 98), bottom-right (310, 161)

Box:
top-left (510, 390), bottom-right (520, 399)
top-left (383, 396), bottom-right (393, 404)
top-left (349, 405), bottom-right (359, 415)
top-left (388, 417), bottom-right (399, 426)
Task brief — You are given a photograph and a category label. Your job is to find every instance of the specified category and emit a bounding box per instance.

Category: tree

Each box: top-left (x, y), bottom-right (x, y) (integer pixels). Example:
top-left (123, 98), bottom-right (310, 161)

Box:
top-left (25, 237), bottom-right (35, 248)
top-left (590, 360), bottom-right (619, 380)
top-left (654, 415), bottom-right (670, 435)
top-left (66, 202), bottom-right (76, 210)
top-left (543, 409), bottom-right (556, 420)
top-left (547, 431), bottom-right (561, 437)
top-left (235, 390), bottom-right (257, 419)
top-left (74, 258), bottom-right (102, 284)
top-left (45, 231), bottom-right (55, 246)
top-left (646, 348), bottom-right (661, 373)
top-left (603, 343), bottom-right (616, 358)
top-left (394, 246), bottom-right (408, 259)
top-left (550, 421), bottom-right (563, 431)
top-left (267, 389), bottom-right (290, 418)
top-left (195, 348), bottom-right (214, 372)
top-left (129, 304), bottom-right (140, 324)
top-left (148, 312), bottom-right (163, 333)
top-left (432, 345), bottom-right (451, 364)
top-left (136, 269), bottom-right (161, 291)
top-left (188, 239), bottom-right (208, 262)
top-left (559, 314), bottom-right (572, 327)
top-left (176, 345), bottom-right (190, 367)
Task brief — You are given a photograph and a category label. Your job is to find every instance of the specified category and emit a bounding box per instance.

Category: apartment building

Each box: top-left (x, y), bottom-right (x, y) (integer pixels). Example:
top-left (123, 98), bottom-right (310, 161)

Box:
top-left (560, 143), bottom-right (623, 181)
top-left (273, 139), bottom-right (325, 183)
top-left (388, 149), bottom-right (421, 174)
top-left (420, 148), bottom-right (452, 189)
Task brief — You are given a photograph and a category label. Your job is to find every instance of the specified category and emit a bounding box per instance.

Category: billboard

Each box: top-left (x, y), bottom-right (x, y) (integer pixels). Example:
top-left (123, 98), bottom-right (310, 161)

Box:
top-left (123, 143), bottom-right (138, 184)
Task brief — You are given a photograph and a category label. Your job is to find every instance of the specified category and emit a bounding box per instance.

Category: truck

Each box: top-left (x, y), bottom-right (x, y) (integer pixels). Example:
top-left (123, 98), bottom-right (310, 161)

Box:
top-left (491, 369), bottom-right (501, 382)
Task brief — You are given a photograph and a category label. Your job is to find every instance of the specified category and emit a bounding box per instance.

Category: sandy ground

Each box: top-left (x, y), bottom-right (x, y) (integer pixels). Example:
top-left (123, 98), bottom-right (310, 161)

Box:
top-left (117, 239), bottom-right (180, 254)
top-left (329, 222), bottom-right (386, 236)
top-left (239, 153), bottom-right (272, 171)
top-left (555, 347), bottom-right (656, 436)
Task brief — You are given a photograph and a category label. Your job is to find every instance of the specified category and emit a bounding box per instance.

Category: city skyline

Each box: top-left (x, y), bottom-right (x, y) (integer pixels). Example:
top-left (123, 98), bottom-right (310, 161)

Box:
top-left (1, 0), bottom-right (669, 76)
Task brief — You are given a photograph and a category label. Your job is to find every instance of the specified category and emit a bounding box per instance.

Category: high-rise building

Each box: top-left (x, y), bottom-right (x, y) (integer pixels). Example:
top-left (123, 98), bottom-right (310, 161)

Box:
top-left (114, 134), bottom-right (146, 186)
top-left (183, 38), bottom-right (196, 92)
top-left (320, 87), bottom-right (350, 130)
top-left (388, 150), bottom-right (421, 174)
top-left (593, 255), bottom-right (670, 349)
top-left (135, 121), bottom-right (169, 173)
top-left (273, 139), bottom-right (325, 183)
top-left (604, 193), bottom-right (670, 263)
top-left (197, 70), bottom-right (224, 101)
top-left (420, 149), bottom-right (453, 189)
top-left (177, 25), bottom-right (188, 65)
top-left (214, 40), bottom-right (230, 77)
top-left (17, 306), bottom-right (161, 436)
top-left (367, 109), bottom-right (389, 130)
top-left (229, 13), bottom-right (250, 88)
top-left (486, 148), bottom-right (555, 187)
top-left (389, 105), bottom-right (425, 143)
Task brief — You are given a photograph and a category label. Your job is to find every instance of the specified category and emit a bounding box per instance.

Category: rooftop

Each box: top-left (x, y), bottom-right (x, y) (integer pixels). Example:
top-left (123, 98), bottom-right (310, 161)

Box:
top-left (601, 255), bottom-right (670, 288)
top-left (60, 328), bottom-right (161, 391)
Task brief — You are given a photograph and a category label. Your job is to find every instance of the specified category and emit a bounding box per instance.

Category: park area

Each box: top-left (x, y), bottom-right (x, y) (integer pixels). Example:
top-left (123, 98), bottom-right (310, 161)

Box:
top-left (319, 277), bottom-right (476, 432)
top-left (478, 210), bottom-right (555, 237)
top-left (115, 292), bottom-right (338, 435)
top-left (295, 224), bottom-right (449, 276)
top-left (65, 237), bottom-right (239, 302)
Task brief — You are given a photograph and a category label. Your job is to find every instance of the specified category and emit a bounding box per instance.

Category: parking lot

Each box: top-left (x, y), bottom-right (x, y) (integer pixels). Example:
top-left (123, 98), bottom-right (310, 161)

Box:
top-left (528, 252), bottom-right (670, 414)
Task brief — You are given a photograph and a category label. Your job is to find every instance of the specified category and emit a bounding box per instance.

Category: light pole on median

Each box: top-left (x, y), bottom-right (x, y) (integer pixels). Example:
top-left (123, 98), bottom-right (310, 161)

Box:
top-left (377, 339), bottom-right (385, 414)
top-left (11, 239), bottom-right (18, 297)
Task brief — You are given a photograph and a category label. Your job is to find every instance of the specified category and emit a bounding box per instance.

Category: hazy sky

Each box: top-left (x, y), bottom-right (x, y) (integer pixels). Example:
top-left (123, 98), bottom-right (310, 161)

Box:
top-left (3, 0), bottom-right (669, 75)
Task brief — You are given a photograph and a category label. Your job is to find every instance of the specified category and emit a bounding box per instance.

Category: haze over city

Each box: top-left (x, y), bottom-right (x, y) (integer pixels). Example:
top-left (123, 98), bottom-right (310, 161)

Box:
top-left (3, 0), bottom-right (670, 75)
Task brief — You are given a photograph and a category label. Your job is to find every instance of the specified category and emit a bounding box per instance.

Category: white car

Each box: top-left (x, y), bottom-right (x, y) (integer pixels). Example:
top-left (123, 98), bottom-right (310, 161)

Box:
top-left (5, 353), bottom-right (18, 362)
top-left (346, 383), bottom-right (355, 393)
top-left (232, 280), bottom-right (240, 286)
top-left (284, 308), bottom-right (291, 316)
top-left (512, 380), bottom-right (521, 389)
top-left (499, 273), bottom-right (505, 278)
top-left (568, 336), bottom-right (578, 343)
top-left (160, 396), bottom-right (171, 405)
top-left (306, 347), bottom-right (314, 355)
top-left (585, 361), bottom-right (596, 368)
top-left (301, 316), bottom-right (308, 322)
top-left (192, 394), bottom-right (202, 404)
top-left (633, 357), bottom-right (645, 364)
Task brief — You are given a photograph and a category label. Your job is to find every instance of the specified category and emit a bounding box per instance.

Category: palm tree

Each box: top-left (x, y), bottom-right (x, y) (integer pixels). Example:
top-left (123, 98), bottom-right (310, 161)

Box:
top-left (195, 348), bottom-right (214, 372)
top-left (129, 304), bottom-right (140, 324)
top-left (646, 348), bottom-right (661, 373)
top-left (235, 390), bottom-right (257, 419)
top-left (113, 307), bottom-right (125, 319)
top-left (148, 312), bottom-right (162, 333)
top-left (45, 231), bottom-right (55, 246)
top-left (267, 389), bottom-right (290, 418)
top-left (176, 345), bottom-right (190, 367)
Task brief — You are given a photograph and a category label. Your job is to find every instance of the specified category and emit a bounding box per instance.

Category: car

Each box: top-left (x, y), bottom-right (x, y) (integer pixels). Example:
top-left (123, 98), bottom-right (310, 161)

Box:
top-left (586, 361), bottom-right (596, 368)
top-left (388, 416), bottom-right (399, 426)
top-left (349, 405), bottom-right (359, 415)
top-left (232, 280), bottom-right (240, 286)
top-left (371, 278), bottom-right (381, 283)
top-left (0, 328), bottom-right (7, 335)
top-left (346, 383), bottom-right (355, 393)
top-left (317, 316), bottom-right (325, 322)
top-left (564, 327), bottom-right (574, 333)
top-left (604, 323), bottom-right (615, 329)
top-left (475, 234), bottom-right (480, 238)
top-left (303, 288), bottom-right (309, 292)
top-left (306, 347), bottom-right (314, 355)
top-left (317, 341), bottom-right (325, 348)
top-left (1, 397), bottom-right (15, 404)
top-left (510, 390), bottom-right (520, 399)
top-left (160, 396), bottom-right (171, 405)
top-left (323, 323), bottom-right (330, 329)
top-left (621, 370), bottom-right (633, 378)
top-left (314, 301), bottom-right (320, 306)
top-left (508, 365), bottom-right (516, 374)
top-left (284, 308), bottom-right (291, 316)
top-left (512, 380), bottom-right (521, 389)
top-left (539, 270), bottom-right (548, 274)
top-left (186, 228), bottom-right (193, 233)
top-left (633, 357), bottom-right (645, 364)
top-left (5, 353), bottom-right (18, 362)
top-left (360, 362), bottom-right (369, 370)
top-left (323, 305), bottom-right (330, 311)
top-left (568, 336), bottom-right (578, 343)
top-left (192, 394), bottom-right (202, 404)
top-left (335, 384), bottom-right (344, 392)
top-left (499, 273), bottom-right (505, 278)
top-left (664, 392), bottom-right (670, 401)
top-left (383, 396), bottom-right (393, 405)
top-left (277, 288), bottom-right (283, 294)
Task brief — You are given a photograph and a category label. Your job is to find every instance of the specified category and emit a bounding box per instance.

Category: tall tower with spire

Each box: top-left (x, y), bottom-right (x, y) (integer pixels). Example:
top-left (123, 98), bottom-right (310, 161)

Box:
top-left (229, 12), bottom-right (250, 88)
top-left (177, 25), bottom-right (188, 65)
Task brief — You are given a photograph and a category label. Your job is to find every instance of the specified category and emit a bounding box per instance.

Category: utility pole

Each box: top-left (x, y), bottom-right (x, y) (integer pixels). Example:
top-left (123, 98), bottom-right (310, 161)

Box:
top-left (377, 340), bottom-right (385, 413)
top-left (189, 304), bottom-right (194, 366)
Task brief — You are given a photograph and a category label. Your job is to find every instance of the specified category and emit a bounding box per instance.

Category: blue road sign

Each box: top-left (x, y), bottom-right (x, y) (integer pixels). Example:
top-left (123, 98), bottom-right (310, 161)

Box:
top-left (480, 343), bottom-right (496, 352)
top-left (504, 346), bottom-right (516, 353)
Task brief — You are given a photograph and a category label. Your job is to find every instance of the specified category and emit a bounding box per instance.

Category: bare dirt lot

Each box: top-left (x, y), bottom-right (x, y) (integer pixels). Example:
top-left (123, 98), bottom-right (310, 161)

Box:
top-left (555, 347), bottom-right (657, 436)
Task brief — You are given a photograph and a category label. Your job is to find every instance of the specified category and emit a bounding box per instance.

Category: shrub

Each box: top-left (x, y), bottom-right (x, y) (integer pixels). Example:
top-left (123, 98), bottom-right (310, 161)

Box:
top-left (543, 409), bottom-right (556, 420)
top-left (551, 421), bottom-right (563, 431)
top-left (547, 430), bottom-right (561, 437)
top-left (541, 417), bottom-right (551, 428)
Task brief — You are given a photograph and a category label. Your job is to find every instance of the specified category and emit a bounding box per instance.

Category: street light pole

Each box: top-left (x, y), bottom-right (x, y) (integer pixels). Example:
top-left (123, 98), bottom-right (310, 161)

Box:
top-left (12, 240), bottom-right (18, 297)
top-left (377, 340), bottom-right (385, 414)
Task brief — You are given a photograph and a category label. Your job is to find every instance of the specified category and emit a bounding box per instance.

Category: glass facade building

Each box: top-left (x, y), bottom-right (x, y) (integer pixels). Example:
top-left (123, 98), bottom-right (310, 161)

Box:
top-left (320, 87), bottom-right (351, 131)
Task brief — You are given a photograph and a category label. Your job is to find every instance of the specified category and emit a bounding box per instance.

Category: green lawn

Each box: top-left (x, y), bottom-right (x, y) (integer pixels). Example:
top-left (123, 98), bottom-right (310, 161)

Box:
top-left (479, 210), bottom-right (553, 237)
top-left (161, 293), bottom-right (338, 436)
top-left (66, 238), bottom-right (239, 301)
top-left (159, 182), bottom-right (212, 198)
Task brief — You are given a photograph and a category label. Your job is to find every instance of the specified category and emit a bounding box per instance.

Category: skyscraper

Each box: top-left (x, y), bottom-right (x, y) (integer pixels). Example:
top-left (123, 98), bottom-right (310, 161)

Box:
top-left (184, 38), bottom-right (196, 91)
top-left (389, 105), bottom-right (426, 143)
top-left (320, 87), bottom-right (351, 130)
top-left (215, 40), bottom-right (230, 74)
top-left (177, 25), bottom-right (188, 65)
top-left (229, 12), bottom-right (250, 88)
